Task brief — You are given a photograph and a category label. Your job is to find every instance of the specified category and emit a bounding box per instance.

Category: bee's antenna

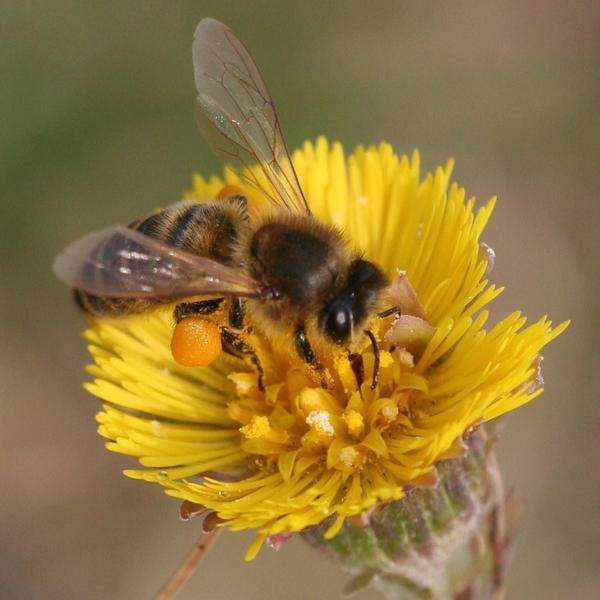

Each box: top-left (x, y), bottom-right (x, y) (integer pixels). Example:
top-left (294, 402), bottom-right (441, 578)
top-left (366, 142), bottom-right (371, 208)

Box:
top-left (364, 330), bottom-right (380, 390)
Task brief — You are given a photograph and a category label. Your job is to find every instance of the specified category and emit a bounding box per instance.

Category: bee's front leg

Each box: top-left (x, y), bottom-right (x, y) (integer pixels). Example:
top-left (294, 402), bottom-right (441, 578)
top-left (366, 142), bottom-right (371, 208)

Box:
top-left (364, 329), bottom-right (380, 390)
top-left (294, 326), bottom-right (327, 387)
top-left (174, 298), bottom-right (224, 322)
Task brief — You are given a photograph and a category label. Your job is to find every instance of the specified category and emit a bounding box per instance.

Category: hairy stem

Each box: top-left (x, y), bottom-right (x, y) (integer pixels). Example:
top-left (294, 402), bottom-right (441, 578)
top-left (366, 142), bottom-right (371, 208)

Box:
top-left (302, 429), bottom-right (513, 599)
top-left (155, 528), bottom-right (221, 600)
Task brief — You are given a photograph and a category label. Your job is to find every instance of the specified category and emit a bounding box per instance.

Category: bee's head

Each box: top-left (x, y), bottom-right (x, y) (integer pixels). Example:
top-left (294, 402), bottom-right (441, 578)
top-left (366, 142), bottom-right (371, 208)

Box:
top-left (319, 259), bottom-right (387, 345)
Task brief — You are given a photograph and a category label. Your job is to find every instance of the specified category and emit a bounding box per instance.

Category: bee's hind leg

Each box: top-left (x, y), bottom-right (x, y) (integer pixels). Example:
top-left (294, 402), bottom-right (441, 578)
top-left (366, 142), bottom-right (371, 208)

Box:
top-left (220, 327), bottom-right (265, 392)
top-left (174, 298), bottom-right (224, 322)
top-left (228, 297), bottom-right (245, 330)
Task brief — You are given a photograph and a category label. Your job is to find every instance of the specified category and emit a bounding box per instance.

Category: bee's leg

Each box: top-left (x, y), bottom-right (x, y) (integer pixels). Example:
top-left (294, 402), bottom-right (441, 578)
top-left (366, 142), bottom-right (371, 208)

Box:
top-left (220, 327), bottom-right (265, 392)
top-left (377, 305), bottom-right (402, 319)
top-left (364, 330), bottom-right (380, 390)
top-left (347, 352), bottom-right (364, 388)
top-left (228, 298), bottom-right (245, 330)
top-left (294, 327), bottom-right (328, 386)
top-left (174, 298), bottom-right (224, 323)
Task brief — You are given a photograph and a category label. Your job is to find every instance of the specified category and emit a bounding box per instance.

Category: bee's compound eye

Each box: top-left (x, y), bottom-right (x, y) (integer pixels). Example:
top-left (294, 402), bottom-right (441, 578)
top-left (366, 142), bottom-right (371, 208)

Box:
top-left (324, 305), bottom-right (352, 344)
top-left (171, 318), bottom-right (222, 366)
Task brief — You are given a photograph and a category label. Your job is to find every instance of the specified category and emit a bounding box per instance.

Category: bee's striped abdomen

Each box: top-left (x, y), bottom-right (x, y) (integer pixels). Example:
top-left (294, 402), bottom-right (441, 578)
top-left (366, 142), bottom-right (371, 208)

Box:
top-left (75, 199), bottom-right (247, 317)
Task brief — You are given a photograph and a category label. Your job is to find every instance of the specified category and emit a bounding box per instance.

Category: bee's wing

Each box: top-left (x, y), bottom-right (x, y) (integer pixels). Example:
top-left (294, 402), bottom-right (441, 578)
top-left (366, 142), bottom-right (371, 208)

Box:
top-left (193, 18), bottom-right (310, 215)
top-left (53, 226), bottom-right (262, 299)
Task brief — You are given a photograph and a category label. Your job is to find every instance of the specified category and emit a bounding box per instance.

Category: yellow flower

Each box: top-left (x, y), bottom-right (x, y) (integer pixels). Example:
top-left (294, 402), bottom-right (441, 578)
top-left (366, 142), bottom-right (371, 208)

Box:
top-left (84, 137), bottom-right (568, 561)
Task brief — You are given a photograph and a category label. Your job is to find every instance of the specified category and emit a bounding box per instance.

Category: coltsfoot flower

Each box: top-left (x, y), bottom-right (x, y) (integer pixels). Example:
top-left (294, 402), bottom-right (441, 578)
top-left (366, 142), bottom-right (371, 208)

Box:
top-left (85, 137), bottom-right (568, 560)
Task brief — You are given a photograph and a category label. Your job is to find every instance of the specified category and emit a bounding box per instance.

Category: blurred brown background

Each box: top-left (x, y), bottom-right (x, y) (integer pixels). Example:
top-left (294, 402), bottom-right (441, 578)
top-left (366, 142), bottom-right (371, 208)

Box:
top-left (2, 1), bottom-right (598, 598)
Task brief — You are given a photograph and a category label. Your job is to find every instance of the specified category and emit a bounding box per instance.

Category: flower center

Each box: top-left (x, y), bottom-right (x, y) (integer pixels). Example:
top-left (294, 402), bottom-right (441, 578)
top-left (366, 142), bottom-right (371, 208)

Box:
top-left (227, 316), bottom-right (430, 477)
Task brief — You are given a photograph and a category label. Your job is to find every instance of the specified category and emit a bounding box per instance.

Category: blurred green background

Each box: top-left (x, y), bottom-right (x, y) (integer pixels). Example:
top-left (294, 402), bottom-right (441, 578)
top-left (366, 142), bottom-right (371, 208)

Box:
top-left (2, 1), bottom-right (598, 598)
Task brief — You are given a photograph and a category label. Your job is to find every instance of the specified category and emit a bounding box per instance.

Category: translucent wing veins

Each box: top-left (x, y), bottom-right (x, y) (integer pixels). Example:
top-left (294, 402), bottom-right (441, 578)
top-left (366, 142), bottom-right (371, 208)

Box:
top-left (53, 226), bottom-right (262, 299)
top-left (193, 18), bottom-right (310, 215)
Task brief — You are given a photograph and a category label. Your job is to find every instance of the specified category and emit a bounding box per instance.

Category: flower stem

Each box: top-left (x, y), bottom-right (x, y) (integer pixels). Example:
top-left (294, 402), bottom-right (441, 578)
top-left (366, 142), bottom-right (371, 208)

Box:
top-left (302, 429), bottom-right (512, 599)
top-left (155, 528), bottom-right (221, 600)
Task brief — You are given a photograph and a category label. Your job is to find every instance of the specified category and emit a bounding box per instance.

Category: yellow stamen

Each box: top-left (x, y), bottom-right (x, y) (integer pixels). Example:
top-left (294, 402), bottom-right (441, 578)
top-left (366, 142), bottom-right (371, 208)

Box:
top-left (381, 404), bottom-right (399, 421)
top-left (240, 416), bottom-right (271, 439)
top-left (339, 446), bottom-right (360, 468)
top-left (379, 351), bottom-right (394, 369)
top-left (343, 409), bottom-right (365, 437)
top-left (305, 410), bottom-right (334, 436)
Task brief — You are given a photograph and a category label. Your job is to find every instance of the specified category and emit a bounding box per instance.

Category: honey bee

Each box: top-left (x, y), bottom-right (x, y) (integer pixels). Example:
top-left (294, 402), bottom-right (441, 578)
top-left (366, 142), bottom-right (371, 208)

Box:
top-left (54, 18), bottom-right (397, 389)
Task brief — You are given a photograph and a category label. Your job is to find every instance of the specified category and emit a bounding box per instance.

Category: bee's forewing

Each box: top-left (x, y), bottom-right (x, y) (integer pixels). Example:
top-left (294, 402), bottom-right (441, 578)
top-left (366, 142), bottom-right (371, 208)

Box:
top-left (193, 18), bottom-right (310, 215)
top-left (53, 226), bottom-right (262, 299)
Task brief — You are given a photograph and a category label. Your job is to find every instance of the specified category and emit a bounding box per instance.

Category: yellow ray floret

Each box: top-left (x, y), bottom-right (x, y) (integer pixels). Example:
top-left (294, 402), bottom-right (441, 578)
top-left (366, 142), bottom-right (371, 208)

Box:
top-left (84, 137), bottom-right (568, 560)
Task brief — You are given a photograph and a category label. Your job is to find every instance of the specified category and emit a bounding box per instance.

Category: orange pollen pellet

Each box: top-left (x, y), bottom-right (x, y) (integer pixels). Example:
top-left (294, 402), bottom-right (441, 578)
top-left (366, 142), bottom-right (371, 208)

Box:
top-left (171, 317), bottom-right (222, 367)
